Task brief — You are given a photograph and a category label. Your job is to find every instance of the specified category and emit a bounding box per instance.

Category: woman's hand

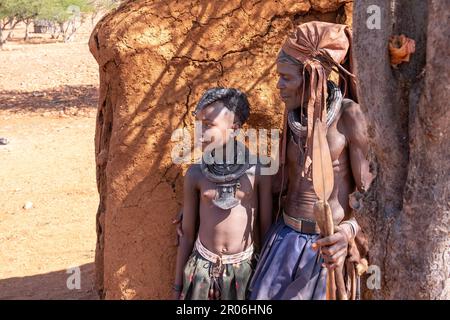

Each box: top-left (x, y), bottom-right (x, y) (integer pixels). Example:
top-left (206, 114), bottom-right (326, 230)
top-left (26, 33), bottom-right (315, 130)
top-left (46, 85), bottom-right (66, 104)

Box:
top-left (172, 210), bottom-right (183, 245)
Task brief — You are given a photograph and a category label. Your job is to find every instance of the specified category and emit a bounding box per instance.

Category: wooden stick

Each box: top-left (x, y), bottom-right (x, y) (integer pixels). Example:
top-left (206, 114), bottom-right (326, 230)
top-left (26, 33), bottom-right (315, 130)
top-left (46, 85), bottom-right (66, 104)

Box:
top-left (311, 119), bottom-right (337, 300)
top-left (313, 201), bottom-right (336, 300)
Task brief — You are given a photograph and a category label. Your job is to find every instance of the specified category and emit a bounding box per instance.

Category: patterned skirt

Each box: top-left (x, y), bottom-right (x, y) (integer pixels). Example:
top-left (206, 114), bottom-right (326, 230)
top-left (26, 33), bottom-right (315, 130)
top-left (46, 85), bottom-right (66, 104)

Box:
top-left (181, 238), bottom-right (254, 300)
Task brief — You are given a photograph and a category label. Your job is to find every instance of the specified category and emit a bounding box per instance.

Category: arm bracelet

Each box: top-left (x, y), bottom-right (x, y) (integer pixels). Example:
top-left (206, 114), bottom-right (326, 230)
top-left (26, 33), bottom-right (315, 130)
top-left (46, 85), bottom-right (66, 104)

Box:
top-left (339, 220), bottom-right (357, 240)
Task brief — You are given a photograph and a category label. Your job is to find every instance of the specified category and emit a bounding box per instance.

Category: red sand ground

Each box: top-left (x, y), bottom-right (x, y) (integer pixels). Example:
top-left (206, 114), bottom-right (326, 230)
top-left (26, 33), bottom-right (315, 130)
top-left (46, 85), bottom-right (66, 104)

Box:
top-left (0, 23), bottom-right (99, 299)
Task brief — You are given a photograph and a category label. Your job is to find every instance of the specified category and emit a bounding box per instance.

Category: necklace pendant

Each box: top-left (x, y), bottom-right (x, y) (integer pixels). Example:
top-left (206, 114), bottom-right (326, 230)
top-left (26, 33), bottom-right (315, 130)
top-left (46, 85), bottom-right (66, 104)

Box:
top-left (212, 182), bottom-right (241, 210)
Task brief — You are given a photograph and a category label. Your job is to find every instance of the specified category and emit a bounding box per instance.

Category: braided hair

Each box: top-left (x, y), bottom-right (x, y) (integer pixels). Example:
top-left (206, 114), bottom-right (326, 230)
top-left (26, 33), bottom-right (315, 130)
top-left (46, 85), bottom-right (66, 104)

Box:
top-left (193, 87), bottom-right (250, 125)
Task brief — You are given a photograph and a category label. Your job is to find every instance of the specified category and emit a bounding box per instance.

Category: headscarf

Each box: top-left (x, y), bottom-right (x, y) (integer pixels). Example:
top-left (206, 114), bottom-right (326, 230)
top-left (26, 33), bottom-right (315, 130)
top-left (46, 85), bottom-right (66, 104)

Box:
top-left (279, 21), bottom-right (356, 178)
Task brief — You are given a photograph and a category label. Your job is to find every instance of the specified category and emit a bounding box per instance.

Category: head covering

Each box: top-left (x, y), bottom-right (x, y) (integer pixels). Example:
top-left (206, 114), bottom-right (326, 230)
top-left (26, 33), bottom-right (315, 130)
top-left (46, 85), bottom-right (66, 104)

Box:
top-left (279, 21), bottom-right (356, 178)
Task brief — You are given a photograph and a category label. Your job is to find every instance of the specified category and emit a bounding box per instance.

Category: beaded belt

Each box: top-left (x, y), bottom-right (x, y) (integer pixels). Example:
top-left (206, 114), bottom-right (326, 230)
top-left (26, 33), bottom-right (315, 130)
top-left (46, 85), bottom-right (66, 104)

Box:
top-left (195, 237), bottom-right (254, 265)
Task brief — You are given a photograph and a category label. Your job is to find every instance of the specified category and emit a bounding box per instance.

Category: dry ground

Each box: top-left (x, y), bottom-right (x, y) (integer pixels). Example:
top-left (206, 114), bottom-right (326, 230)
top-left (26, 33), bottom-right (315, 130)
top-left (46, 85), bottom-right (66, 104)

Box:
top-left (0, 22), bottom-right (100, 299)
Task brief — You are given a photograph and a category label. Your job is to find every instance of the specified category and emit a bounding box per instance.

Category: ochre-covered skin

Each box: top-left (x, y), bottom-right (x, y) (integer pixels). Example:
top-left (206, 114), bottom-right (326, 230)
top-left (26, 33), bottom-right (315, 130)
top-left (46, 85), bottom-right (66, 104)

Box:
top-left (89, 0), bottom-right (353, 299)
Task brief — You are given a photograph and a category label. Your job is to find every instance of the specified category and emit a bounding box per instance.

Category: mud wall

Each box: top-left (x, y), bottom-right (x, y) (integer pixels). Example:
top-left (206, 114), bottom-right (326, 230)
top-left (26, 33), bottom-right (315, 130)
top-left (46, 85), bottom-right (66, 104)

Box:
top-left (89, 0), bottom-right (353, 299)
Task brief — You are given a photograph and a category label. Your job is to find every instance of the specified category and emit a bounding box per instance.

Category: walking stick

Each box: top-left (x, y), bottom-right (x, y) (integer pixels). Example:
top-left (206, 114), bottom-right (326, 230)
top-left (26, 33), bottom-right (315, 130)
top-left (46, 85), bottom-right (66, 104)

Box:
top-left (311, 119), bottom-right (336, 300)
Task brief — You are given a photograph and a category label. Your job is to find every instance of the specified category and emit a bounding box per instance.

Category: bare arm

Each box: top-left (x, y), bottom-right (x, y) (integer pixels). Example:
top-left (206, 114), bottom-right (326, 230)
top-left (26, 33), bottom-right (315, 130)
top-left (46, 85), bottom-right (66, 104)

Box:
top-left (341, 100), bottom-right (375, 237)
top-left (344, 100), bottom-right (374, 195)
top-left (271, 161), bottom-right (288, 194)
top-left (258, 173), bottom-right (273, 242)
top-left (173, 166), bottom-right (199, 298)
top-left (313, 101), bottom-right (374, 269)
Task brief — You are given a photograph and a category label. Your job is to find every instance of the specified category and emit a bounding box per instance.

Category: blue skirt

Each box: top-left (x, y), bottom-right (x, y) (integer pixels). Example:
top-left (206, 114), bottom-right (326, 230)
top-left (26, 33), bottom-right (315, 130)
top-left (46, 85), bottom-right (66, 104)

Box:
top-left (248, 219), bottom-right (327, 300)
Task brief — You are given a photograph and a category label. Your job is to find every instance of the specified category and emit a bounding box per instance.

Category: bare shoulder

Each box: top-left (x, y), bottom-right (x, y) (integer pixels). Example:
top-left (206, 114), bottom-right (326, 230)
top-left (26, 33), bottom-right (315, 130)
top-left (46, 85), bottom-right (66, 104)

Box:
top-left (340, 99), bottom-right (368, 141)
top-left (185, 164), bottom-right (202, 188)
top-left (341, 99), bottom-right (365, 124)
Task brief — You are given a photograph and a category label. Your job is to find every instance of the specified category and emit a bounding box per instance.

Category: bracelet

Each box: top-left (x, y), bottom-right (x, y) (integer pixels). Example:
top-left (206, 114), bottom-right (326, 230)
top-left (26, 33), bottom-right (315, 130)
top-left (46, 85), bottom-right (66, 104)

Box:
top-left (339, 220), bottom-right (357, 240)
top-left (172, 284), bottom-right (183, 292)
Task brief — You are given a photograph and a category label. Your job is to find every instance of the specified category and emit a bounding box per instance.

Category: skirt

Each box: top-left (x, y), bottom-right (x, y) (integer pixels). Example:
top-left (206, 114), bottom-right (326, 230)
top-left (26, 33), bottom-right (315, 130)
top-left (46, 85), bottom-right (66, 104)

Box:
top-left (248, 219), bottom-right (327, 300)
top-left (181, 239), bottom-right (254, 300)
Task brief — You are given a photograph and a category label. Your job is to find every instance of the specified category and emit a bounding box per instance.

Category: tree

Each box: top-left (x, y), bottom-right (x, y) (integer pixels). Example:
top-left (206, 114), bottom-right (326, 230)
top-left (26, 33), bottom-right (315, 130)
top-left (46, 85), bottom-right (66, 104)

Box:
top-left (0, 1), bottom-right (46, 41)
top-left (0, 0), bottom-right (22, 48)
top-left (353, 0), bottom-right (449, 299)
top-left (0, 0), bottom-right (94, 47)
top-left (15, 1), bottom-right (44, 41)
top-left (38, 0), bottom-right (94, 42)
top-left (89, 0), bottom-right (121, 26)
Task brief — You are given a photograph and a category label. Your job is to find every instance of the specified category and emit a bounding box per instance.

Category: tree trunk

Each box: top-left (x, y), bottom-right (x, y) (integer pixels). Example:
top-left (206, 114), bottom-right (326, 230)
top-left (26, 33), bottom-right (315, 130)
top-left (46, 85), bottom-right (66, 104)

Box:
top-left (50, 22), bottom-right (58, 39)
top-left (0, 24), bottom-right (3, 49)
top-left (63, 21), bottom-right (72, 43)
top-left (353, 0), bottom-right (449, 299)
top-left (91, 12), bottom-right (97, 27)
top-left (3, 20), bottom-right (20, 43)
top-left (24, 21), bottom-right (30, 41)
top-left (65, 18), bottom-right (81, 43)
top-left (59, 22), bottom-right (65, 41)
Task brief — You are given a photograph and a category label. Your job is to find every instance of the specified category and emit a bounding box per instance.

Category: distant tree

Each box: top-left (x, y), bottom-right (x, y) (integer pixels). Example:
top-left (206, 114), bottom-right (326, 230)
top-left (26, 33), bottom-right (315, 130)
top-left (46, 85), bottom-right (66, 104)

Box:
top-left (91, 0), bottom-right (121, 11)
top-left (16, 1), bottom-right (45, 41)
top-left (0, 1), bottom-right (47, 42)
top-left (0, 0), bottom-right (94, 46)
top-left (89, 0), bottom-right (121, 25)
top-left (37, 0), bottom-right (94, 42)
top-left (0, 0), bottom-right (21, 48)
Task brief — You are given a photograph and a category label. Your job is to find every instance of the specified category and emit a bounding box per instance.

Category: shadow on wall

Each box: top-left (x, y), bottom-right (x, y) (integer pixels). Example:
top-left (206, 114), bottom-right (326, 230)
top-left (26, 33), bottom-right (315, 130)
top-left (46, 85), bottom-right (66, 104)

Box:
top-left (92, 1), bottom-right (345, 198)
top-left (0, 263), bottom-right (97, 300)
